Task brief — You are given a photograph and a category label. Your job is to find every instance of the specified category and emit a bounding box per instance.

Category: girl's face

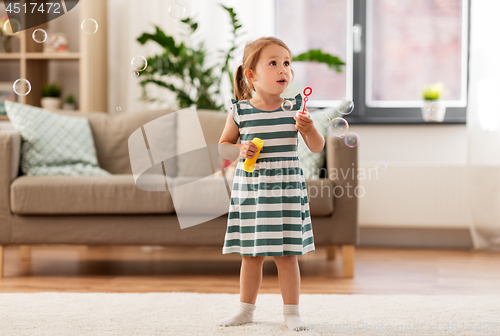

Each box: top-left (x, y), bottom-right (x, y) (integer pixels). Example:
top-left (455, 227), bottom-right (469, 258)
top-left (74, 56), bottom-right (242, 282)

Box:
top-left (246, 44), bottom-right (292, 96)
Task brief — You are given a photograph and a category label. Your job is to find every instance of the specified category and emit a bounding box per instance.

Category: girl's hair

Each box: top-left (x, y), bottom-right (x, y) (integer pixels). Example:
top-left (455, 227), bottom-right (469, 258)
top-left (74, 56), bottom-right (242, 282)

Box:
top-left (234, 36), bottom-right (294, 101)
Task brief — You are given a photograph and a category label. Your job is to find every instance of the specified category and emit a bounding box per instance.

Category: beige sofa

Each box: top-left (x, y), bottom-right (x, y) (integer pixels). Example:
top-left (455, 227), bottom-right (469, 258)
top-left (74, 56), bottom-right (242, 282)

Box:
top-left (0, 108), bottom-right (358, 278)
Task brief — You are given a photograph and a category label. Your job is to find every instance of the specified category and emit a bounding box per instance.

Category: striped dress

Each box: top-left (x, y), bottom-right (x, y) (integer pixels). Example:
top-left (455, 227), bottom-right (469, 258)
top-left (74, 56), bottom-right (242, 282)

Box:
top-left (222, 93), bottom-right (316, 256)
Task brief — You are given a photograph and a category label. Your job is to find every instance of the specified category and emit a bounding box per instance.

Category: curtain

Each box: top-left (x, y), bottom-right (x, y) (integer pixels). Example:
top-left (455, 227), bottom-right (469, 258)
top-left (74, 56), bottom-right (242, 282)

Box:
top-left (467, 0), bottom-right (500, 250)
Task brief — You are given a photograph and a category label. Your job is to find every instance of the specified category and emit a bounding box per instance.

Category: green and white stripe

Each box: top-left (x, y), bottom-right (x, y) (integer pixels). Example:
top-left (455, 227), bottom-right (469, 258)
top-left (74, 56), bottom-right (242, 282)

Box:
top-left (223, 93), bottom-right (316, 256)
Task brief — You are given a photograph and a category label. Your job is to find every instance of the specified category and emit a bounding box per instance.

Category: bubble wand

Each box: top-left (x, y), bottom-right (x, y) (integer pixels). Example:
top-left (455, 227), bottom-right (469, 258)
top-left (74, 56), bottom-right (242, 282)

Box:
top-left (297, 87), bottom-right (312, 117)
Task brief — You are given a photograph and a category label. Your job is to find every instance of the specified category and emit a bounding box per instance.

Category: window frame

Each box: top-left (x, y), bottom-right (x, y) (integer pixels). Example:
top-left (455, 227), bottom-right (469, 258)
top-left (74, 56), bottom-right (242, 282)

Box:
top-left (274, 0), bottom-right (471, 124)
top-left (350, 0), bottom-right (471, 124)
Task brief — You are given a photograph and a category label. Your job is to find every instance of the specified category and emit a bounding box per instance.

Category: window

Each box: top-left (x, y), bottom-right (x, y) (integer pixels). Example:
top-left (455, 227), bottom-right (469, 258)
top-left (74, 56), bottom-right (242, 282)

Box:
top-left (275, 0), bottom-right (353, 108)
top-left (275, 0), bottom-right (470, 123)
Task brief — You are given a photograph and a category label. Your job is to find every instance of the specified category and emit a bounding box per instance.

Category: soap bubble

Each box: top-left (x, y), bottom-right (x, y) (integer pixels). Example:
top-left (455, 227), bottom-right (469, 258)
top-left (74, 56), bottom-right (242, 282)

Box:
top-left (3, 19), bottom-right (21, 36)
top-left (116, 107), bottom-right (122, 112)
top-left (376, 162), bottom-right (387, 175)
top-left (427, 101), bottom-right (446, 122)
top-left (168, 2), bottom-right (186, 19)
top-left (329, 117), bottom-right (349, 137)
top-left (281, 100), bottom-right (293, 111)
top-left (13, 79), bottom-right (31, 96)
top-left (344, 132), bottom-right (359, 148)
top-left (81, 18), bottom-right (98, 34)
top-left (337, 97), bottom-right (354, 115)
top-left (131, 56), bottom-right (148, 72)
top-left (320, 112), bottom-right (331, 127)
top-left (133, 71), bottom-right (140, 77)
top-left (32, 29), bottom-right (47, 43)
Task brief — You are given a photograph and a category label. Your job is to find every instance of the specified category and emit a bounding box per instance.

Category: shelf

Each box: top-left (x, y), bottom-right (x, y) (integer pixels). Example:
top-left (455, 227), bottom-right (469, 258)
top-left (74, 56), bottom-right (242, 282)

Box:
top-left (0, 54), bottom-right (22, 60)
top-left (0, 0), bottom-right (107, 111)
top-left (25, 52), bottom-right (81, 60)
top-left (0, 53), bottom-right (81, 60)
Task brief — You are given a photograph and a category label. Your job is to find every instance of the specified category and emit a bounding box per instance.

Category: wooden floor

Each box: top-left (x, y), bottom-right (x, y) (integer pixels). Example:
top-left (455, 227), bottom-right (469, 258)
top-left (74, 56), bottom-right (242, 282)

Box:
top-left (1, 245), bottom-right (499, 295)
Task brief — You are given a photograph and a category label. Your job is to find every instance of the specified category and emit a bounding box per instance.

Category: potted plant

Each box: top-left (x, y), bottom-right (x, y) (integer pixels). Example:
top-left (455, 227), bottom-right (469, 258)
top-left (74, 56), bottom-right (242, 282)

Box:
top-left (62, 94), bottom-right (77, 110)
top-left (422, 82), bottom-right (446, 122)
top-left (41, 82), bottom-right (62, 110)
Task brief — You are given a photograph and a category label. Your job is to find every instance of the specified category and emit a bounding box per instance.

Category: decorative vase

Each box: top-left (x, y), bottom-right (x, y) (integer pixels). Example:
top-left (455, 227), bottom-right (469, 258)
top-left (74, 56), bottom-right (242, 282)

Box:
top-left (421, 100), bottom-right (446, 122)
top-left (41, 97), bottom-right (61, 110)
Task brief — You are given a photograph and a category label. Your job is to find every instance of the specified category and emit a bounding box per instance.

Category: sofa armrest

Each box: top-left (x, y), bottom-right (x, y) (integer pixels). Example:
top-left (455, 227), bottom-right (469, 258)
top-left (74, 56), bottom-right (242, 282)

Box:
top-left (325, 135), bottom-right (359, 245)
top-left (0, 130), bottom-right (21, 183)
top-left (0, 130), bottom-right (19, 243)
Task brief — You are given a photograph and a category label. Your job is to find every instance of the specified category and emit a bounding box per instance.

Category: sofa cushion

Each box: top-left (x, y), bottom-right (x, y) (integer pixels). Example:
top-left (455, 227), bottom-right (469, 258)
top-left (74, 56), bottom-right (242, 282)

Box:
top-left (53, 108), bottom-right (177, 175)
top-left (10, 175), bottom-right (175, 215)
top-left (169, 176), bottom-right (232, 216)
top-left (176, 110), bottom-right (228, 177)
top-left (5, 101), bottom-right (109, 176)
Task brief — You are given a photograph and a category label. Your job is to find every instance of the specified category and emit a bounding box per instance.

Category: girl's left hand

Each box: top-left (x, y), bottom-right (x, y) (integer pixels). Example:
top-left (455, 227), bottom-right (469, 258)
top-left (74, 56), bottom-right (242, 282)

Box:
top-left (294, 110), bottom-right (313, 134)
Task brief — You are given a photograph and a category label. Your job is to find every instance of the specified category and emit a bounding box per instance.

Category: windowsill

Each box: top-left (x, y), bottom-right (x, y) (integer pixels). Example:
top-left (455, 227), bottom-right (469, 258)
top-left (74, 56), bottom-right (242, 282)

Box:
top-left (344, 116), bottom-right (467, 125)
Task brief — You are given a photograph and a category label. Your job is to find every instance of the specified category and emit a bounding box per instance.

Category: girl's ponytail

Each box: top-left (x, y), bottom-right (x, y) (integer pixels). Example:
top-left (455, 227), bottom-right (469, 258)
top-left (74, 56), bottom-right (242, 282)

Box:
top-left (234, 64), bottom-right (253, 101)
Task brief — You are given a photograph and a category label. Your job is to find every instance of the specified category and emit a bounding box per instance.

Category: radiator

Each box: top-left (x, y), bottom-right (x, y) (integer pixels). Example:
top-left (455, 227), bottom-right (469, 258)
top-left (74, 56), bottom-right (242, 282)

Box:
top-left (358, 165), bottom-right (470, 228)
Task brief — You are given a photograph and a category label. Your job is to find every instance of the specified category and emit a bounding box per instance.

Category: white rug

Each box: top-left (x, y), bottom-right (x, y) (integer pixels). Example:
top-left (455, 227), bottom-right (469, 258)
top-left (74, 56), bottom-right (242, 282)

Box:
top-left (0, 292), bottom-right (498, 335)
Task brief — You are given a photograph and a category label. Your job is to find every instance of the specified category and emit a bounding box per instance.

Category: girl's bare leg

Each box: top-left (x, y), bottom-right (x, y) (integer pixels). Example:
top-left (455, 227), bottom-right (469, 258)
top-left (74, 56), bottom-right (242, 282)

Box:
top-left (219, 255), bottom-right (265, 327)
top-left (240, 255), bottom-right (266, 304)
top-left (274, 255), bottom-right (309, 331)
top-left (273, 255), bottom-right (300, 305)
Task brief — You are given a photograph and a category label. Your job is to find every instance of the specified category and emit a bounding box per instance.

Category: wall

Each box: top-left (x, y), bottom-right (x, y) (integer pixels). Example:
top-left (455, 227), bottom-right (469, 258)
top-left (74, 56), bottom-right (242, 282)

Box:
top-left (352, 124), bottom-right (470, 229)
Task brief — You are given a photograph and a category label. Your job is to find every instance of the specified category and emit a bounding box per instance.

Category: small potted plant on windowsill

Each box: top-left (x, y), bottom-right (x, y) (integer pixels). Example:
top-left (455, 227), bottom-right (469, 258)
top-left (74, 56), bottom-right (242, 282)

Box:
top-left (41, 82), bottom-right (62, 110)
top-left (62, 94), bottom-right (77, 110)
top-left (422, 82), bottom-right (446, 122)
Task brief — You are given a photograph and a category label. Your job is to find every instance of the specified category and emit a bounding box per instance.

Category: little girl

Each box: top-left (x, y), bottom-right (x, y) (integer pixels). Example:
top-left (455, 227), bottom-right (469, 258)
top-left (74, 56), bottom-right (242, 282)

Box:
top-left (218, 36), bottom-right (325, 332)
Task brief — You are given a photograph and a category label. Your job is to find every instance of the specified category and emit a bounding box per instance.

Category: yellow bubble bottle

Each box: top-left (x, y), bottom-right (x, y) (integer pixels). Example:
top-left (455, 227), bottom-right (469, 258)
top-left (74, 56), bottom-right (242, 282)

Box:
top-left (243, 137), bottom-right (264, 173)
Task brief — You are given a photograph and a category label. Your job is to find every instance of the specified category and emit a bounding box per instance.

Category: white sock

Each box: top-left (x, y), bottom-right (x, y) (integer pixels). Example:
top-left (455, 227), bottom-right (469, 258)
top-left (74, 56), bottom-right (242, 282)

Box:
top-left (219, 301), bottom-right (256, 327)
top-left (284, 304), bottom-right (309, 332)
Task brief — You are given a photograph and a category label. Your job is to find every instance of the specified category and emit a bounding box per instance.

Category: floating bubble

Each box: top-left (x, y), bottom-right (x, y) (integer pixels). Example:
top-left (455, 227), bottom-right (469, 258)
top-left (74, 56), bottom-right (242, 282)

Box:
top-left (116, 107), bottom-right (122, 112)
top-left (134, 71), bottom-right (140, 77)
top-left (376, 162), bottom-right (387, 175)
top-left (81, 18), bottom-right (98, 34)
top-left (131, 56), bottom-right (148, 72)
top-left (344, 132), bottom-right (359, 148)
top-left (168, 2), bottom-right (186, 19)
top-left (320, 112), bottom-right (331, 127)
top-left (427, 101), bottom-right (446, 122)
top-left (3, 19), bottom-right (21, 36)
top-left (13, 79), bottom-right (31, 96)
top-left (32, 29), bottom-right (48, 43)
top-left (329, 117), bottom-right (349, 137)
top-left (281, 100), bottom-right (293, 111)
top-left (337, 97), bottom-right (354, 115)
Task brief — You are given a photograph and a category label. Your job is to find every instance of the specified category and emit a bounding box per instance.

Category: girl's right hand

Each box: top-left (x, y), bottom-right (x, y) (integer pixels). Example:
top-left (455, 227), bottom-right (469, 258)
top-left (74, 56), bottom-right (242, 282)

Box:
top-left (240, 141), bottom-right (258, 159)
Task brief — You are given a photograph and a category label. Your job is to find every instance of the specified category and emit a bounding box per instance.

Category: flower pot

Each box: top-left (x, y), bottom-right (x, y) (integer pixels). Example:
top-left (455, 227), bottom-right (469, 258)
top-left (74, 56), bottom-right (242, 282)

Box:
top-left (41, 97), bottom-right (61, 110)
top-left (421, 100), bottom-right (446, 122)
top-left (62, 103), bottom-right (76, 110)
